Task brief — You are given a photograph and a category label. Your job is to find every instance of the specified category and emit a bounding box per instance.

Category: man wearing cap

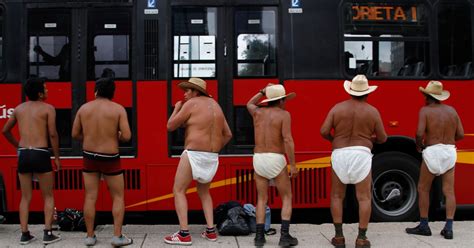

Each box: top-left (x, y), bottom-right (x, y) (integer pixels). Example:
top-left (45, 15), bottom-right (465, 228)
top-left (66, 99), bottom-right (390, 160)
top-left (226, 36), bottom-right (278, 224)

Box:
top-left (247, 83), bottom-right (298, 247)
top-left (165, 77), bottom-right (232, 245)
top-left (406, 81), bottom-right (464, 239)
top-left (320, 74), bottom-right (387, 248)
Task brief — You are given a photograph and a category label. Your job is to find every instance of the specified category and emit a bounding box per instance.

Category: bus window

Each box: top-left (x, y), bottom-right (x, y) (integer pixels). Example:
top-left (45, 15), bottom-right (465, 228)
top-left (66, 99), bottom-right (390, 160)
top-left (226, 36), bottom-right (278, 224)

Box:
top-left (438, 2), bottom-right (472, 78)
top-left (234, 106), bottom-right (254, 148)
top-left (28, 11), bottom-right (70, 81)
top-left (343, 3), bottom-right (430, 78)
top-left (173, 7), bottom-right (217, 78)
top-left (235, 9), bottom-right (277, 77)
top-left (89, 11), bottom-right (131, 80)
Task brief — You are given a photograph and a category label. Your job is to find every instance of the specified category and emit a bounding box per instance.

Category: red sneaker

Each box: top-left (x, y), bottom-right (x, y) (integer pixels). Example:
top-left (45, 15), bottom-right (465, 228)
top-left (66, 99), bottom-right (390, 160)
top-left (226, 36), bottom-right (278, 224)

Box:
top-left (201, 231), bottom-right (218, 242)
top-left (164, 232), bottom-right (192, 245)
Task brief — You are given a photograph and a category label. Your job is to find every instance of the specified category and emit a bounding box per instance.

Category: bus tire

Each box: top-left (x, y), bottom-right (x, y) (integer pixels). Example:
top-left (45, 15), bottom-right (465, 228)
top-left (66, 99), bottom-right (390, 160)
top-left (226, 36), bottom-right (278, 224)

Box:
top-left (371, 151), bottom-right (419, 222)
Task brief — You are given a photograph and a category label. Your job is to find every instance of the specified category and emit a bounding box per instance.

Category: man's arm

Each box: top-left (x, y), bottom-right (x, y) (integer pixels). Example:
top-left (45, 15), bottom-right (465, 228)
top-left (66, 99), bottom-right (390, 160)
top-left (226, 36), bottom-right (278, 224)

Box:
top-left (247, 89), bottom-right (265, 116)
top-left (47, 106), bottom-right (61, 170)
top-left (221, 117), bottom-right (233, 149)
top-left (415, 108), bottom-right (427, 151)
top-left (71, 108), bottom-right (83, 141)
top-left (282, 112), bottom-right (297, 178)
top-left (455, 111), bottom-right (464, 141)
top-left (118, 107), bottom-right (132, 142)
top-left (373, 110), bottom-right (387, 144)
top-left (320, 108), bottom-right (334, 142)
top-left (167, 101), bottom-right (191, 131)
top-left (2, 110), bottom-right (19, 147)
top-left (34, 46), bottom-right (61, 65)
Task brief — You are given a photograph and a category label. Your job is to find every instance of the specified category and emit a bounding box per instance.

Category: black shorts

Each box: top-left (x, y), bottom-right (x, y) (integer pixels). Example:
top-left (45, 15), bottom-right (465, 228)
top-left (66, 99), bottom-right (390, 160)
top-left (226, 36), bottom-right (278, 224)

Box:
top-left (17, 147), bottom-right (53, 174)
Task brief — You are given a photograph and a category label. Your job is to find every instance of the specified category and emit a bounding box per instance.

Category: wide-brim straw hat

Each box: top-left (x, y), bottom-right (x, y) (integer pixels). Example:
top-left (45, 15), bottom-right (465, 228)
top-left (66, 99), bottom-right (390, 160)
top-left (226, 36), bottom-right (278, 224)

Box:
top-left (178, 77), bottom-right (210, 97)
top-left (260, 84), bottom-right (296, 104)
top-left (343, 74), bottom-right (378, 96)
top-left (419, 81), bottom-right (450, 101)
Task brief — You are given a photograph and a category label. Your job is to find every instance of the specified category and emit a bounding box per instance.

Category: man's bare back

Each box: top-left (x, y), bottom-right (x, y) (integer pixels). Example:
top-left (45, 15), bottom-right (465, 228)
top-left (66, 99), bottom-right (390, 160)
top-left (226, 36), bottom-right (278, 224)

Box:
top-left (417, 104), bottom-right (463, 146)
top-left (14, 101), bottom-right (55, 148)
top-left (321, 99), bottom-right (386, 150)
top-left (169, 96), bottom-right (231, 153)
top-left (72, 99), bottom-right (131, 154)
top-left (253, 107), bottom-right (289, 154)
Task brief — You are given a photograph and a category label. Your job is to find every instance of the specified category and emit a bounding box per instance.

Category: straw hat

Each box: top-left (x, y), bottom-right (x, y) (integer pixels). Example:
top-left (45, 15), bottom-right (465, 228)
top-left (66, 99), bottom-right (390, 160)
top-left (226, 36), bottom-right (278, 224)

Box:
top-left (260, 84), bottom-right (296, 104)
top-left (343, 75), bottom-right (378, 96)
top-left (419, 81), bottom-right (450, 101)
top-left (178, 78), bottom-right (210, 97)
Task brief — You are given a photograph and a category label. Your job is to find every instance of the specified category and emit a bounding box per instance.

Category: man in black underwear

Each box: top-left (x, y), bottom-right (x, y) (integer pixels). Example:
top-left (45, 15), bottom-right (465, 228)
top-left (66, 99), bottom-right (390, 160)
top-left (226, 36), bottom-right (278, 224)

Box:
top-left (2, 77), bottom-right (62, 245)
top-left (72, 76), bottom-right (132, 247)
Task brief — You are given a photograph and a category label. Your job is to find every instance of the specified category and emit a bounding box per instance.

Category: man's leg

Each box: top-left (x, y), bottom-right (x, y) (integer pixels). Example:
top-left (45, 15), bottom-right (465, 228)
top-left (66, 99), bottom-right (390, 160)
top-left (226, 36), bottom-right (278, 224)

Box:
top-left (173, 153), bottom-right (193, 230)
top-left (254, 173), bottom-right (269, 246)
top-left (197, 182), bottom-right (213, 228)
top-left (104, 174), bottom-right (125, 237)
top-left (83, 172), bottom-right (100, 238)
top-left (355, 172), bottom-right (371, 245)
top-left (274, 169), bottom-right (298, 246)
top-left (406, 161), bottom-right (434, 236)
top-left (18, 173), bottom-right (33, 233)
top-left (441, 168), bottom-right (455, 239)
top-left (37, 172), bottom-right (55, 230)
top-left (330, 169), bottom-right (347, 240)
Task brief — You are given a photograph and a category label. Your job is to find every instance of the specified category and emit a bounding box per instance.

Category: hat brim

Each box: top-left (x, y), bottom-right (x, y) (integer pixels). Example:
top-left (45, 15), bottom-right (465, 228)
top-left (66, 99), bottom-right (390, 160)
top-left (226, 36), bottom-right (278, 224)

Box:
top-left (344, 80), bottom-right (378, 96)
top-left (178, 81), bottom-right (210, 97)
top-left (259, 92), bottom-right (296, 104)
top-left (419, 87), bottom-right (450, 101)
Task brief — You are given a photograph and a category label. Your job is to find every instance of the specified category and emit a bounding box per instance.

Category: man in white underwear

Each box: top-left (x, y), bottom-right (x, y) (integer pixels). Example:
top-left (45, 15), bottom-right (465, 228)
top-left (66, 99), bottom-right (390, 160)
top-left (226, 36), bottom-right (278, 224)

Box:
top-left (320, 75), bottom-right (387, 248)
top-left (406, 81), bottom-right (464, 240)
top-left (247, 84), bottom-right (298, 247)
top-left (165, 78), bottom-right (232, 245)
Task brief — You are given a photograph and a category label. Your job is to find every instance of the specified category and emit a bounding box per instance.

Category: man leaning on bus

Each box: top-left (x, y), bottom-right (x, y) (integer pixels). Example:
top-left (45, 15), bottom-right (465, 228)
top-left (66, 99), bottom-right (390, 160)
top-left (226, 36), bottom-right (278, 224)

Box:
top-left (247, 83), bottom-right (299, 247)
top-left (406, 81), bottom-right (464, 239)
top-left (72, 74), bottom-right (133, 247)
top-left (320, 75), bottom-right (387, 248)
top-left (2, 77), bottom-right (62, 245)
top-left (165, 78), bottom-right (232, 245)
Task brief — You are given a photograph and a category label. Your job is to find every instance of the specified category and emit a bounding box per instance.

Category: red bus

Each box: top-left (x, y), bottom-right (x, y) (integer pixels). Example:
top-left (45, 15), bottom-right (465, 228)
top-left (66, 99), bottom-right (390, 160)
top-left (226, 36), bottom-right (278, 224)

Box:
top-left (0, 0), bottom-right (472, 222)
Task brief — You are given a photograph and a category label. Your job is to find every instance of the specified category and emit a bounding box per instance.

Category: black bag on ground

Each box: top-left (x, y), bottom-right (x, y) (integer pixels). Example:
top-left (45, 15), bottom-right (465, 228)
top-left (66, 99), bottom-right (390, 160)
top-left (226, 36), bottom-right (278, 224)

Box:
top-left (216, 204), bottom-right (251, 236)
top-left (214, 201), bottom-right (241, 228)
top-left (57, 208), bottom-right (86, 232)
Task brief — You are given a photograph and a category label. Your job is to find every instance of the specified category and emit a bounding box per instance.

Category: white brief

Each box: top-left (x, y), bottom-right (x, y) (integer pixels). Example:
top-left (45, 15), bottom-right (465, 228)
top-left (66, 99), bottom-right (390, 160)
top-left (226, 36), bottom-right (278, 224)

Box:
top-left (253, 153), bottom-right (287, 180)
top-left (331, 146), bottom-right (372, 184)
top-left (422, 144), bottom-right (457, 176)
top-left (182, 150), bottom-right (219, 183)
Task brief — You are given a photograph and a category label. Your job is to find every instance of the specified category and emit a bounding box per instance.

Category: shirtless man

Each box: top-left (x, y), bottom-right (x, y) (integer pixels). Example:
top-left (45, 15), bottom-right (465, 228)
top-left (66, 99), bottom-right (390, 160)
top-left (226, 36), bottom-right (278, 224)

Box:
top-left (72, 77), bottom-right (132, 247)
top-left (2, 77), bottom-right (61, 245)
top-left (247, 84), bottom-right (298, 247)
top-left (164, 78), bottom-right (232, 245)
top-left (406, 81), bottom-right (464, 239)
top-left (320, 75), bottom-right (387, 248)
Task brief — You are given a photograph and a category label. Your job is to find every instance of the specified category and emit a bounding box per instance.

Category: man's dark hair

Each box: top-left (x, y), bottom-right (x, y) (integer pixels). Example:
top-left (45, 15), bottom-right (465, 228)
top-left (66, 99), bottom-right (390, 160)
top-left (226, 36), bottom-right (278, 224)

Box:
top-left (24, 77), bottom-right (46, 101)
top-left (267, 99), bottom-right (283, 107)
top-left (352, 94), bottom-right (368, 101)
top-left (424, 93), bottom-right (440, 103)
top-left (95, 77), bottom-right (115, 99)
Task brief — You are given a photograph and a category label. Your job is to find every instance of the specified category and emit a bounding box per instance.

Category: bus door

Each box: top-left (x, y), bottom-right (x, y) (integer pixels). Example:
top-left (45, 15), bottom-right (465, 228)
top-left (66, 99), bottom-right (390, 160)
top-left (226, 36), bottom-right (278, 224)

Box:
top-left (170, 4), bottom-right (278, 208)
top-left (86, 8), bottom-right (142, 210)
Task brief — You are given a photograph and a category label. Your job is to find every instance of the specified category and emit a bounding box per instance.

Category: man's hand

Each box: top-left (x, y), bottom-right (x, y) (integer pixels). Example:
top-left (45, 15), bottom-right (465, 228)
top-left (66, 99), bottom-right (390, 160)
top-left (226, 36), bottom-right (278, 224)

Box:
top-left (289, 165), bottom-right (298, 178)
top-left (33, 45), bottom-right (43, 53)
top-left (54, 158), bottom-right (62, 171)
top-left (175, 101), bottom-right (183, 111)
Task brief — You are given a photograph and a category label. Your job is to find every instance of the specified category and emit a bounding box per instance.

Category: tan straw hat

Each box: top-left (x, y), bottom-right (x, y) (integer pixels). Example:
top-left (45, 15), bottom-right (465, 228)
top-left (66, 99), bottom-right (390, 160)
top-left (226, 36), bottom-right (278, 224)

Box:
top-left (178, 77), bottom-right (210, 97)
top-left (260, 84), bottom-right (296, 104)
top-left (419, 81), bottom-right (450, 101)
top-left (343, 74), bottom-right (378, 96)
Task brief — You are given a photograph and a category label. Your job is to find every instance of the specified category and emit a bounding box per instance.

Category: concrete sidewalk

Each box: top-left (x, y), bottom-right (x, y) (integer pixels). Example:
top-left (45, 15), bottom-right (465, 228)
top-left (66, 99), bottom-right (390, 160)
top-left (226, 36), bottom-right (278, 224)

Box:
top-left (1, 222), bottom-right (473, 247)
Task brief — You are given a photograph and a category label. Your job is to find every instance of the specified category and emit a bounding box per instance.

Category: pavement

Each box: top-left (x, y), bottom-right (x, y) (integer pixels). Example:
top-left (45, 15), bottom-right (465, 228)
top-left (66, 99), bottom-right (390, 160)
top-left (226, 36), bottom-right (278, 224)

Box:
top-left (0, 222), bottom-right (473, 247)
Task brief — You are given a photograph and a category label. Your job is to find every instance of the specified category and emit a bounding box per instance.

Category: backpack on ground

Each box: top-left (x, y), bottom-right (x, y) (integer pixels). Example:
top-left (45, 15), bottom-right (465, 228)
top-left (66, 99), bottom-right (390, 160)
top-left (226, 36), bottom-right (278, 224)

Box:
top-left (57, 208), bottom-right (86, 232)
